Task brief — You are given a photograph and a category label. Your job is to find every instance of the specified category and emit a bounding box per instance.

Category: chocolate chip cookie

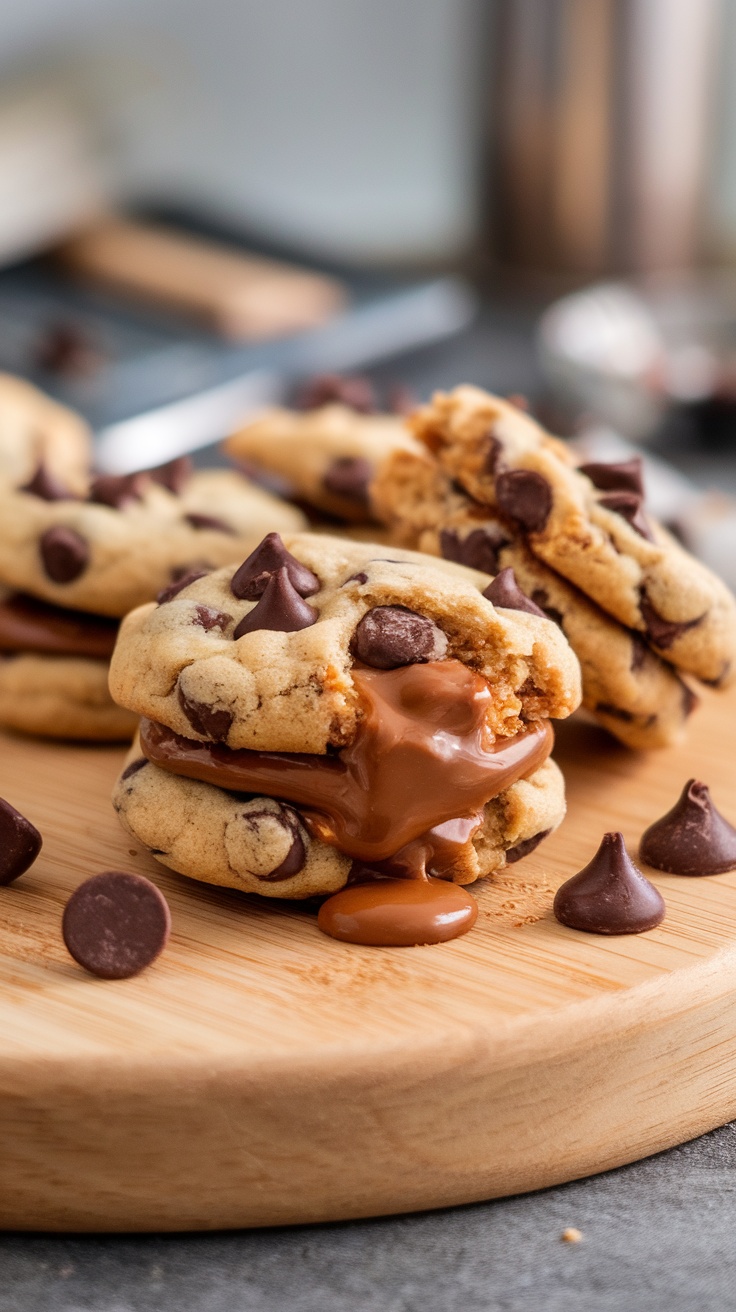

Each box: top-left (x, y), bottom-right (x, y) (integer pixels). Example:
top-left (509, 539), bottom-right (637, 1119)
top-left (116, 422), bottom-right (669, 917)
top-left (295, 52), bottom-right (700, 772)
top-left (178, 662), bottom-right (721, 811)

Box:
top-left (372, 448), bottom-right (698, 749)
top-left (223, 403), bottom-right (420, 522)
top-left (411, 386), bottom-right (736, 686)
top-left (109, 531), bottom-right (579, 902)
top-left (0, 372), bottom-right (90, 491)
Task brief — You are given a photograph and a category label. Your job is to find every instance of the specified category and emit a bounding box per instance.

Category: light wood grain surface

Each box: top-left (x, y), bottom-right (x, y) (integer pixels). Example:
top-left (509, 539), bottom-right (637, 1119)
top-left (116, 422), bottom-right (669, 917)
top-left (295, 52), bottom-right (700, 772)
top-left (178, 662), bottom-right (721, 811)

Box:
top-left (2, 685), bottom-right (736, 1231)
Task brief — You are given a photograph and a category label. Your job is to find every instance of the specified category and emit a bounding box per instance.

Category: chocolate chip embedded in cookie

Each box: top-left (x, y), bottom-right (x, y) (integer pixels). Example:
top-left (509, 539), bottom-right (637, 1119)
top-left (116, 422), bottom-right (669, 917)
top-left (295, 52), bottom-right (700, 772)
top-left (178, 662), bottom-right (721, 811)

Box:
top-left (109, 531), bottom-right (581, 753)
top-left (223, 403), bottom-right (421, 522)
top-left (410, 386), bottom-right (736, 686)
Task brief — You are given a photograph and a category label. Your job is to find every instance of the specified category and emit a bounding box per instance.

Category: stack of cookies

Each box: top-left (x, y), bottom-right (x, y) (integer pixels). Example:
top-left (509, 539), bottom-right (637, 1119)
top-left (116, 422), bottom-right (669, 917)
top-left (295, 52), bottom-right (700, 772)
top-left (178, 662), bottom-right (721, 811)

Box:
top-left (372, 386), bottom-right (736, 750)
top-left (0, 383), bottom-right (306, 740)
top-left (109, 532), bottom-right (581, 905)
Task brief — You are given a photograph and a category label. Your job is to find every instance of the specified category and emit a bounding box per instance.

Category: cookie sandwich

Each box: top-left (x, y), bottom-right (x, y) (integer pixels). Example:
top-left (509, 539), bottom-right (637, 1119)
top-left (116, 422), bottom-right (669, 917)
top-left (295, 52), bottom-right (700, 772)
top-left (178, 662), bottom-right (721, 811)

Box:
top-left (223, 374), bottom-right (420, 524)
top-left (372, 386), bottom-right (736, 749)
top-left (110, 532), bottom-right (581, 945)
top-left (0, 428), bottom-right (306, 739)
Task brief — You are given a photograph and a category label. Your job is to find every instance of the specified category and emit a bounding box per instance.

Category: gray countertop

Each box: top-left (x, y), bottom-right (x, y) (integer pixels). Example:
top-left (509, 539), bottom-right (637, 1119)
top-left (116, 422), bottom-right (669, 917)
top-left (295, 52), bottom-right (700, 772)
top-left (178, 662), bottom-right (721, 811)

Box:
top-left (5, 299), bottom-right (736, 1312)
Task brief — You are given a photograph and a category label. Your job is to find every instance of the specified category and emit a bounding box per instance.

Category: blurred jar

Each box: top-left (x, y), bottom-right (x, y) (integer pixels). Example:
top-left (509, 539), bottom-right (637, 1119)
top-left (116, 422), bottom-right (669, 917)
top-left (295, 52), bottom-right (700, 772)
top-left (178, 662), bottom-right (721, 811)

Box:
top-left (491, 0), bottom-right (719, 275)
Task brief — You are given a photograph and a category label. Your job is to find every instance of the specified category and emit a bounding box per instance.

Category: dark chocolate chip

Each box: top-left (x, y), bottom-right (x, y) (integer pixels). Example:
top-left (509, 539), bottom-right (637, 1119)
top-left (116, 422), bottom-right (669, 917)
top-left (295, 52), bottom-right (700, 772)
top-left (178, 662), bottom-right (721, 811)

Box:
top-left (40, 526), bottom-right (89, 583)
top-left (192, 604), bottom-right (232, 632)
top-left (495, 469), bottom-right (552, 532)
top-left (530, 589), bottom-right (564, 627)
top-left (322, 457), bottom-right (373, 505)
top-left (89, 473), bottom-right (147, 509)
top-left (639, 592), bottom-right (705, 649)
top-left (578, 458), bottom-right (644, 497)
top-left (553, 832), bottom-right (665, 934)
top-left (484, 434), bottom-right (502, 476)
top-left (184, 513), bottom-right (236, 534)
top-left (157, 570), bottom-right (208, 604)
top-left (595, 702), bottom-right (634, 722)
top-left (351, 605), bottom-right (448, 669)
top-left (62, 871), bottom-right (171, 979)
top-left (345, 571), bottom-right (369, 585)
top-left (483, 567), bottom-right (547, 618)
top-left (35, 322), bottom-right (100, 376)
top-left (440, 526), bottom-right (510, 576)
top-left (0, 797), bottom-right (42, 884)
top-left (597, 490), bottom-right (654, 541)
top-left (120, 757), bottom-right (148, 781)
top-left (177, 684), bottom-right (234, 741)
top-left (243, 805), bottom-right (307, 880)
top-left (297, 373), bottom-right (376, 413)
top-left (148, 456), bottom-right (193, 494)
top-left (640, 779), bottom-right (736, 876)
top-left (233, 567), bottom-right (318, 639)
top-left (505, 830), bottom-right (550, 865)
top-left (21, 462), bottom-right (75, 502)
top-left (231, 533), bottom-right (319, 601)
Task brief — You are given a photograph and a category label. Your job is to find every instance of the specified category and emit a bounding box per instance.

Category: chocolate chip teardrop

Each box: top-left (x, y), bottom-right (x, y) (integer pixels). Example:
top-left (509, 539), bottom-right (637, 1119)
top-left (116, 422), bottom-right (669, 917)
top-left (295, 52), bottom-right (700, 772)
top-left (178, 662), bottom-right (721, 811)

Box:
top-left (483, 567), bottom-right (547, 618)
top-left (0, 797), bottom-right (42, 884)
top-left (40, 526), bottom-right (89, 583)
top-left (21, 462), bottom-right (75, 502)
top-left (495, 469), bottom-right (552, 532)
top-left (350, 605), bottom-right (448, 669)
top-left (554, 832), bottom-right (665, 935)
top-left (231, 533), bottom-right (319, 601)
top-left (233, 567), bottom-right (318, 638)
top-left (322, 456), bottom-right (373, 505)
top-left (640, 779), bottom-right (736, 875)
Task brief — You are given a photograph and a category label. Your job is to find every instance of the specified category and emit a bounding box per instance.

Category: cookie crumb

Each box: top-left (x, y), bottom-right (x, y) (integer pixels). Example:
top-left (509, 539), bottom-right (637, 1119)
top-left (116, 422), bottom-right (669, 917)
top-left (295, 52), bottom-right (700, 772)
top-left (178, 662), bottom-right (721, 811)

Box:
top-left (561, 1227), bottom-right (583, 1244)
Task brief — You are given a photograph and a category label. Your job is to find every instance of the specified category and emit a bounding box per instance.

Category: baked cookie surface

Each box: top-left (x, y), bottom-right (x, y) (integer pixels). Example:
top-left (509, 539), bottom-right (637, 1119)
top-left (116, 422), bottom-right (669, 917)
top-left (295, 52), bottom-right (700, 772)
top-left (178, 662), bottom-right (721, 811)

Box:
top-left (109, 532), bottom-right (582, 753)
top-left (224, 403), bottom-right (420, 521)
top-left (0, 466), bottom-right (306, 618)
top-left (0, 651), bottom-right (136, 740)
top-left (412, 386), bottom-right (736, 685)
top-left (372, 448), bottom-right (697, 749)
top-left (0, 373), bottom-right (91, 491)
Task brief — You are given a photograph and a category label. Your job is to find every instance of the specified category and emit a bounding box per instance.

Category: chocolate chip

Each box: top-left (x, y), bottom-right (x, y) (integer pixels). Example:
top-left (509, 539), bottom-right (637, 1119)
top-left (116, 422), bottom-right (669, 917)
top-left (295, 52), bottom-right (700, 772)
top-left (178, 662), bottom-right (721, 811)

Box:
top-left (639, 592), bottom-right (705, 649)
top-left (505, 830), bottom-right (549, 864)
top-left (233, 567), bottom-right (318, 639)
top-left (0, 797), bottom-right (42, 884)
top-left (177, 684), bottom-right (234, 741)
top-left (192, 604), bottom-right (232, 632)
top-left (157, 570), bottom-right (208, 604)
top-left (345, 571), bottom-right (368, 585)
top-left (483, 567), bottom-right (547, 618)
top-left (184, 513), bottom-right (235, 534)
top-left (578, 458), bottom-right (644, 497)
top-left (62, 871), bottom-right (171, 979)
top-left (40, 526), bottom-right (89, 583)
top-left (439, 526), bottom-right (510, 576)
top-left (243, 805), bottom-right (307, 880)
top-left (484, 434), bottom-right (502, 476)
top-left (120, 757), bottom-right (148, 781)
top-left (597, 491), bottom-right (654, 541)
top-left (148, 456), bottom-right (193, 494)
top-left (21, 462), bottom-right (75, 501)
top-left (322, 457), bottom-right (373, 505)
top-left (231, 533), bottom-right (319, 601)
top-left (640, 780), bottom-right (736, 876)
top-left (297, 373), bottom-right (376, 413)
top-left (553, 832), bottom-right (665, 934)
top-left (351, 605), bottom-right (448, 669)
top-left (495, 469), bottom-right (552, 532)
top-left (89, 473), bottom-right (147, 509)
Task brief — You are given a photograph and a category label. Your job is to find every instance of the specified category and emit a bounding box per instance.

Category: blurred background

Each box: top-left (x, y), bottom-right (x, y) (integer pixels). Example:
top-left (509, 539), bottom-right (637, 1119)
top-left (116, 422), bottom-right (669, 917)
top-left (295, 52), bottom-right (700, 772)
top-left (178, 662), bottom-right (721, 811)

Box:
top-left (3, 0), bottom-right (736, 566)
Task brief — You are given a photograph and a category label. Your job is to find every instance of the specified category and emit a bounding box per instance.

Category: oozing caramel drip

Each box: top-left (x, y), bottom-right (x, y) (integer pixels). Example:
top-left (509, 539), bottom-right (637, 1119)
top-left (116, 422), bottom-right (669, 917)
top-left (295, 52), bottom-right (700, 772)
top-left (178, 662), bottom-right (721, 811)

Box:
top-left (0, 593), bottom-right (118, 661)
top-left (140, 660), bottom-right (553, 868)
top-left (317, 877), bottom-right (478, 947)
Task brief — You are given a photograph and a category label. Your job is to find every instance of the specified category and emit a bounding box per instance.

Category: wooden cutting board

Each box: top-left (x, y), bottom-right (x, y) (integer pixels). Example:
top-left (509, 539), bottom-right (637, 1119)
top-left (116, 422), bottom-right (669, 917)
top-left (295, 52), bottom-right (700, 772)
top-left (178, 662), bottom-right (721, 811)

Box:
top-left (2, 683), bottom-right (736, 1232)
